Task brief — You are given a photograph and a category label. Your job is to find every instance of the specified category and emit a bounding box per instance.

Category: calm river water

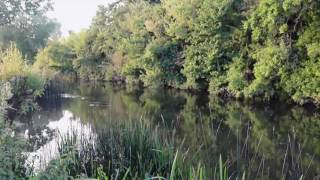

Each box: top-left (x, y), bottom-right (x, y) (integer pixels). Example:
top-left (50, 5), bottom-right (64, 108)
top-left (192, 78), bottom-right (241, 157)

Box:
top-left (17, 81), bottom-right (320, 179)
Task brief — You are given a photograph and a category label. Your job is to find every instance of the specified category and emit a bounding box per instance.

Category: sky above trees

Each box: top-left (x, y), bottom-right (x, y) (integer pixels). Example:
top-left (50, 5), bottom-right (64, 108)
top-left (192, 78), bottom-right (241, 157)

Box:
top-left (47, 0), bottom-right (115, 36)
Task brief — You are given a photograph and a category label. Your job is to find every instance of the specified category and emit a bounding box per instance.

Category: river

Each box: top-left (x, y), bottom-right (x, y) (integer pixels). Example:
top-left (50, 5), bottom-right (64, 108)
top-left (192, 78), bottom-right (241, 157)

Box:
top-left (16, 80), bottom-right (320, 179)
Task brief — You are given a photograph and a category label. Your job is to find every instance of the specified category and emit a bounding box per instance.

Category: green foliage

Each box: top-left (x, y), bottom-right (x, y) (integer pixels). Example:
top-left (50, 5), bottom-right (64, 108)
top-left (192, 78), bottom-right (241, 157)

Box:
top-left (140, 39), bottom-right (185, 87)
top-left (35, 118), bottom-right (217, 179)
top-left (208, 72), bottom-right (227, 95)
top-left (31, 0), bottom-right (320, 105)
top-left (0, 15), bottom-right (60, 61)
top-left (284, 19), bottom-right (320, 104)
top-left (0, 133), bottom-right (27, 180)
top-left (43, 30), bottom-right (110, 80)
top-left (73, 31), bottom-right (109, 81)
top-left (46, 41), bottom-right (76, 74)
top-left (163, 0), bottom-right (200, 40)
top-left (0, 45), bottom-right (46, 117)
top-left (0, 84), bottom-right (27, 180)
top-left (32, 48), bottom-right (56, 80)
top-left (182, 0), bottom-right (242, 89)
top-left (25, 72), bottom-right (45, 97)
top-left (244, 43), bottom-right (289, 100)
top-left (0, 44), bottom-right (26, 81)
top-left (226, 57), bottom-right (247, 97)
top-left (0, 82), bottom-right (12, 121)
top-left (284, 57), bottom-right (320, 104)
top-left (0, 45), bottom-right (45, 96)
top-left (0, 0), bottom-right (52, 26)
top-left (229, 0), bottom-right (320, 104)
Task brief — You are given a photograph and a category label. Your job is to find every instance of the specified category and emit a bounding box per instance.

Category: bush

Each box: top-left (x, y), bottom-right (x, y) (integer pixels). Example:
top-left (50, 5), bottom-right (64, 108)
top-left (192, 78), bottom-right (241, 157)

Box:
top-left (226, 57), bottom-right (248, 97)
top-left (244, 43), bottom-right (289, 100)
top-left (0, 133), bottom-right (27, 179)
top-left (25, 72), bottom-right (46, 97)
top-left (32, 48), bottom-right (56, 80)
top-left (284, 59), bottom-right (320, 105)
top-left (0, 44), bottom-right (47, 116)
top-left (0, 45), bottom-right (26, 81)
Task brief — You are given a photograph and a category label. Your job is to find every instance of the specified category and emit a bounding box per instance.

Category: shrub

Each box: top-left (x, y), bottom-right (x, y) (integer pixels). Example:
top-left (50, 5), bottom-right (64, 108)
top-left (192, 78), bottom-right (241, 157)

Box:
top-left (226, 57), bottom-right (248, 95)
top-left (0, 45), bottom-right (26, 81)
top-left (32, 48), bottom-right (56, 80)
top-left (244, 43), bottom-right (289, 100)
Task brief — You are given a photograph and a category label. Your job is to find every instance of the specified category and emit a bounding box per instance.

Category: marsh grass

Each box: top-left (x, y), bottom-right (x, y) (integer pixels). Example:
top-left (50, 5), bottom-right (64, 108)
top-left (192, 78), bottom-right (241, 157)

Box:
top-left (34, 117), bottom-right (233, 180)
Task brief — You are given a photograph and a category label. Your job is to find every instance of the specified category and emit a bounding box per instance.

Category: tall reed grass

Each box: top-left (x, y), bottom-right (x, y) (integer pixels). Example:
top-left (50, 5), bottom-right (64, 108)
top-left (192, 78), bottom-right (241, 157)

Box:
top-left (35, 118), bottom-right (232, 180)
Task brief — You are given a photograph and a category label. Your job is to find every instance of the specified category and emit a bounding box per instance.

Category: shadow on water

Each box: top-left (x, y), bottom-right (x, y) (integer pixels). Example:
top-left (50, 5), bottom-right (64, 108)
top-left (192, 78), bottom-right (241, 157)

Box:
top-left (19, 80), bottom-right (320, 179)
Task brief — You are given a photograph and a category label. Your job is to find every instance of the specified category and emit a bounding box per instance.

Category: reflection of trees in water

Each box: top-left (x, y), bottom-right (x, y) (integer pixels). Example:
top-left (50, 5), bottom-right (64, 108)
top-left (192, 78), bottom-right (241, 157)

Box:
top-left (19, 97), bottom-right (65, 152)
top-left (35, 82), bottom-right (320, 179)
top-left (208, 99), bottom-right (320, 179)
top-left (61, 83), bottom-right (130, 128)
top-left (139, 89), bottom-right (186, 124)
top-left (176, 94), bottom-right (217, 168)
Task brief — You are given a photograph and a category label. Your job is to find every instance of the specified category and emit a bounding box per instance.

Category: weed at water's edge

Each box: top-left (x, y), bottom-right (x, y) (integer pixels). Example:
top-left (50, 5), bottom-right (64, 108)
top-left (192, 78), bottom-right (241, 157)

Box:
top-left (33, 119), bottom-right (237, 180)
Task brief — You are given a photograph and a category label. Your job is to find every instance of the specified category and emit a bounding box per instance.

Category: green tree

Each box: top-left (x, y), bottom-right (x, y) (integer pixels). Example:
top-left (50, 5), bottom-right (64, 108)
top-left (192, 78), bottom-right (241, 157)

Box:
top-left (0, 0), bottom-right (52, 26)
top-left (0, 15), bottom-right (60, 61)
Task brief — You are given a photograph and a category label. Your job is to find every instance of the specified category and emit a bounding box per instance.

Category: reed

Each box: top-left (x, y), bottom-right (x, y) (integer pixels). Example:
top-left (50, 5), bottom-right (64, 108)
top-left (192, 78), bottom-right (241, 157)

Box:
top-left (35, 118), bottom-right (232, 180)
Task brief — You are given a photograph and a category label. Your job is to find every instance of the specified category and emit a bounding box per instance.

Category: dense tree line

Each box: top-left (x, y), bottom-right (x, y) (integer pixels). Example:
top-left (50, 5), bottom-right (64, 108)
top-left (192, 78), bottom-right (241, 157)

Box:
top-left (0, 0), bottom-right (319, 109)
top-left (40, 0), bottom-right (319, 105)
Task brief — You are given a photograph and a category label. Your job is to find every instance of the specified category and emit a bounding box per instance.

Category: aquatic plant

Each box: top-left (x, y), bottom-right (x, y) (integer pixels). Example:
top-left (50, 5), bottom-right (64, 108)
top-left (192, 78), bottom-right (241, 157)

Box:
top-left (34, 118), bottom-right (235, 179)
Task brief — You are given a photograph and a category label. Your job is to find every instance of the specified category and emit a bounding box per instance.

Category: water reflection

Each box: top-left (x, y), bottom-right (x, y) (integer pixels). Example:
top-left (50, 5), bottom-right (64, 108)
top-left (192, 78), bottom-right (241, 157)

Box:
top-left (24, 110), bottom-right (95, 172)
top-left (21, 81), bottom-right (320, 178)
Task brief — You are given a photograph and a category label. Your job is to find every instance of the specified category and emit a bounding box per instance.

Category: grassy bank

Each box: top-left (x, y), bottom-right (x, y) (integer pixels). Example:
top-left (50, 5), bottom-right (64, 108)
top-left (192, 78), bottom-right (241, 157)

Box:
top-left (34, 118), bottom-right (232, 180)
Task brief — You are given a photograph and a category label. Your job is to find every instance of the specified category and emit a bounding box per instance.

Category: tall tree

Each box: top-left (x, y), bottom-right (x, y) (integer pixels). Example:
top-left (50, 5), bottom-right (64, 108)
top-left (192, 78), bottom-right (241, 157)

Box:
top-left (0, 0), bottom-right (52, 26)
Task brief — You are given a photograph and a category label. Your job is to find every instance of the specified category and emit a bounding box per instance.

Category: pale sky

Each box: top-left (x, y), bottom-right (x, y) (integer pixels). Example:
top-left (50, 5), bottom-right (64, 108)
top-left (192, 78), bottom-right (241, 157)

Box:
top-left (47, 0), bottom-right (114, 36)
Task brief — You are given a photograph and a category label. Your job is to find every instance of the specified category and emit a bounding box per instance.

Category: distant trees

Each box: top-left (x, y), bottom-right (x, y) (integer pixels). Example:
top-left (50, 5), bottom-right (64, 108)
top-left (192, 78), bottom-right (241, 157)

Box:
top-left (0, 0), bottom-right (52, 26)
top-left (0, 15), bottom-right (60, 62)
top-left (0, 0), bottom-right (60, 62)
